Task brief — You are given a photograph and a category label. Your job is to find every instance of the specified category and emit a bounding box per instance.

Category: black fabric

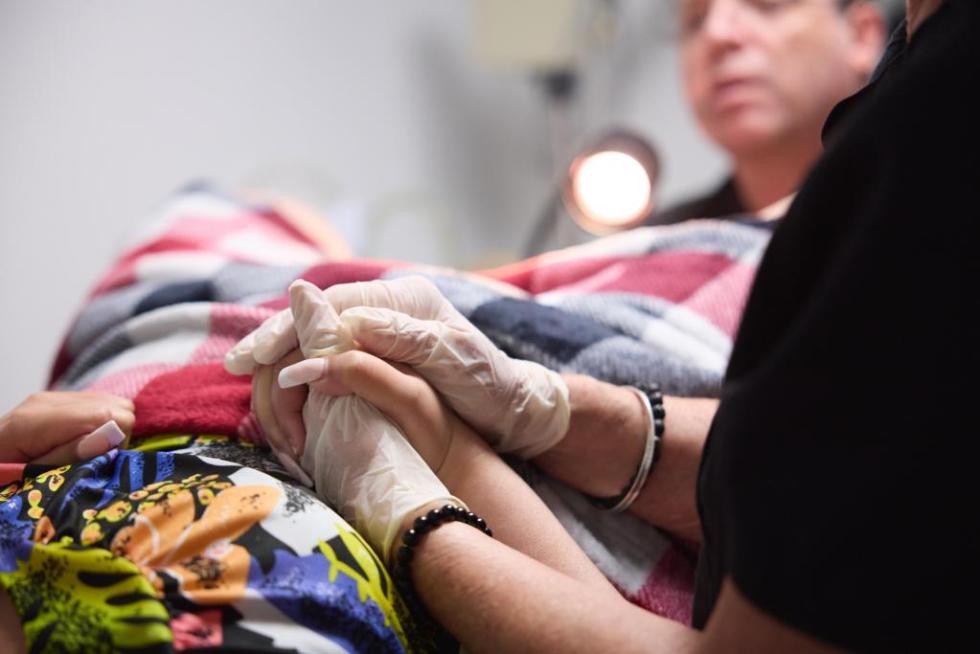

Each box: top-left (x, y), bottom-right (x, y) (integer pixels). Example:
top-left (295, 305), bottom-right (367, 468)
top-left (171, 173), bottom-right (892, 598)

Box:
top-left (821, 18), bottom-right (908, 146)
top-left (647, 177), bottom-right (747, 225)
top-left (469, 298), bottom-right (616, 363)
top-left (693, 1), bottom-right (979, 651)
top-left (135, 280), bottom-right (215, 314)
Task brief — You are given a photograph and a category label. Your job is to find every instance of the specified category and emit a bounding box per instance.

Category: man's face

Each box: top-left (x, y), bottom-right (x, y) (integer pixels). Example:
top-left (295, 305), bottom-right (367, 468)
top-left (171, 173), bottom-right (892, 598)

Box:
top-left (680, 0), bottom-right (870, 156)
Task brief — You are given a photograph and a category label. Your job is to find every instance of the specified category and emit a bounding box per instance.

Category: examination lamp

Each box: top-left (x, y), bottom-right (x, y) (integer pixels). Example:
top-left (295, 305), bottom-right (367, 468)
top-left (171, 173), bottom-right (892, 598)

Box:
top-left (562, 130), bottom-right (659, 235)
top-left (523, 130), bottom-right (660, 256)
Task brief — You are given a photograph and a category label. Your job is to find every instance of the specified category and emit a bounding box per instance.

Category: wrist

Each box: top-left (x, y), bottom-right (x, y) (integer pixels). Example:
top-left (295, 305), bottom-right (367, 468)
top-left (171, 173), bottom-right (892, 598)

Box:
top-left (393, 500), bottom-right (448, 564)
top-left (435, 418), bottom-right (497, 492)
top-left (391, 503), bottom-right (493, 627)
top-left (586, 384), bottom-right (663, 512)
top-left (534, 375), bottom-right (647, 497)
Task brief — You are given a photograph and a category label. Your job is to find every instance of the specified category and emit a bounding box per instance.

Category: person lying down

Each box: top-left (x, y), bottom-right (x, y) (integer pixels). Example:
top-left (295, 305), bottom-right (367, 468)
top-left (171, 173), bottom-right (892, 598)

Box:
top-left (1, 184), bottom-right (771, 651)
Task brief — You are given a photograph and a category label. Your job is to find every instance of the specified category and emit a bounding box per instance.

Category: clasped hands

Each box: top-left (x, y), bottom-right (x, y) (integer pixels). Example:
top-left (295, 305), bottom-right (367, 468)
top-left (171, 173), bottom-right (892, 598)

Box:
top-left (224, 276), bottom-right (571, 562)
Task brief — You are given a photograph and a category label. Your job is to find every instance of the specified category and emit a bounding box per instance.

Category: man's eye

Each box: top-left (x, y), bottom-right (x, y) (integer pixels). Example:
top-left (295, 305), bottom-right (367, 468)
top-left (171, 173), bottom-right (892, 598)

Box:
top-left (679, 0), bottom-right (709, 34)
top-left (746, 0), bottom-right (798, 13)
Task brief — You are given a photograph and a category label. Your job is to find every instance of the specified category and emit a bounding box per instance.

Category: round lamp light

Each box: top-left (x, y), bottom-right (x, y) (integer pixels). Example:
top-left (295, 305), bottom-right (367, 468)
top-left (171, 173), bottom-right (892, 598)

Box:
top-left (562, 131), bottom-right (659, 234)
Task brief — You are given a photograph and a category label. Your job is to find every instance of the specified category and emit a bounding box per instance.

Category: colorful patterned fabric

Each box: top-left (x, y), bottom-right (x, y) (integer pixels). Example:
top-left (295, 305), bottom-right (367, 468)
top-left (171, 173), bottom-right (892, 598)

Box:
top-left (2, 185), bottom-right (773, 651)
top-left (0, 434), bottom-right (417, 653)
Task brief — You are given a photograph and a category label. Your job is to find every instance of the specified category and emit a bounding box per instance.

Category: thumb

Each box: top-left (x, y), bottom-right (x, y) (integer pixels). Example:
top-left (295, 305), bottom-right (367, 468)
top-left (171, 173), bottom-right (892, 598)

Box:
top-left (339, 307), bottom-right (446, 367)
top-left (288, 280), bottom-right (355, 358)
top-left (224, 309), bottom-right (298, 375)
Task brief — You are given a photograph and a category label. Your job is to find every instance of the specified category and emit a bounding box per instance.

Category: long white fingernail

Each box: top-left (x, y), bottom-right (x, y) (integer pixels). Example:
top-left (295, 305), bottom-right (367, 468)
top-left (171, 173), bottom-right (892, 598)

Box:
top-left (279, 358), bottom-right (326, 388)
top-left (76, 420), bottom-right (127, 459)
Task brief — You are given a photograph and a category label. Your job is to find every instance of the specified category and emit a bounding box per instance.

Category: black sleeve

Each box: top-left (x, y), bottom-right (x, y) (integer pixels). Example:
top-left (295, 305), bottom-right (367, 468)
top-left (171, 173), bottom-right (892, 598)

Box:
top-left (695, 3), bottom-right (980, 650)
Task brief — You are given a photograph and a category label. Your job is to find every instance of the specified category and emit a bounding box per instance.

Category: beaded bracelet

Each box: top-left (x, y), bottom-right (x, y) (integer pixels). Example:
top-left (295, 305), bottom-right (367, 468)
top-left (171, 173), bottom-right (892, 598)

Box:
top-left (587, 381), bottom-right (666, 512)
top-left (393, 504), bottom-right (493, 621)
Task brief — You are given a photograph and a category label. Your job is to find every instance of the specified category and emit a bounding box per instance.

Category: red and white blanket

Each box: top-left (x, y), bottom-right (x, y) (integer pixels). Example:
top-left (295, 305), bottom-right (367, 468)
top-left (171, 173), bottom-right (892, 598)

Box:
top-left (51, 186), bottom-right (773, 625)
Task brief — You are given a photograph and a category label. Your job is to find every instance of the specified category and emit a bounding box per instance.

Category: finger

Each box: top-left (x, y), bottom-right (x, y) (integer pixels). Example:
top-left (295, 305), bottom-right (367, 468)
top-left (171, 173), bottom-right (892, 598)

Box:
top-left (3, 403), bottom-right (123, 462)
top-left (324, 276), bottom-right (448, 319)
top-left (284, 350), bottom-right (450, 465)
top-left (224, 309), bottom-right (299, 375)
top-left (339, 307), bottom-right (450, 366)
top-left (273, 449), bottom-right (314, 488)
top-left (224, 329), bottom-right (263, 375)
top-left (30, 438), bottom-right (86, 465)
top-left (76, 398), bottom-right (135, 440)
top-left (251, 309), bottom-right (301, 365)
top-left (18, 391), bottom-right (132, 412)
top-left (279, 358), bottom-right (351, 395)
top-left (73, 394), bottom-right (135, 425)
top-left (76, 420), bottom-right (128, 458)
top-left (32, 420), bottom-right (127, 465)
top-left (288, 280), bottom-right (356, 358)
top-left (251, 366), bottom-right (293, 455)
top-left (67, 391), bottom-right (133, 405)
top-left (269, 350), bottom-right (309, 458)
top-left (112, 405), bottom-right (136, 439)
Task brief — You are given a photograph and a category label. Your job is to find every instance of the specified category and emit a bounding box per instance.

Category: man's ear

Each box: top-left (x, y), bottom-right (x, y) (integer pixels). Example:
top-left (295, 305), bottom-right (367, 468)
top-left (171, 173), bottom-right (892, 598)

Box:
top-left (844, 1), bottom-right (889, 80)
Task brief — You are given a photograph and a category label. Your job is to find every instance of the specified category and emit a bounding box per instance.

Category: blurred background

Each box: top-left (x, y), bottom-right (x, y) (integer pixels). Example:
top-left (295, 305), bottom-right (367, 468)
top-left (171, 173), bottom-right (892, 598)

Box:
top-left (0, 0), bottom-right (898, 412)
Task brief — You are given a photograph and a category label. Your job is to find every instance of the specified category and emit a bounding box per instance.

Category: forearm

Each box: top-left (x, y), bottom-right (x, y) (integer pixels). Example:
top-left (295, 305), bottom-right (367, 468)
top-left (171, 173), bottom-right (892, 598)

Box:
top-left (412, 522), bottom-right (700, 654)
top-left (435, 424), bottom-right (619, 599)
top-left (533, 374), bottom-right (717, 541)
top-left (629, 395), bottom-right (717, 541)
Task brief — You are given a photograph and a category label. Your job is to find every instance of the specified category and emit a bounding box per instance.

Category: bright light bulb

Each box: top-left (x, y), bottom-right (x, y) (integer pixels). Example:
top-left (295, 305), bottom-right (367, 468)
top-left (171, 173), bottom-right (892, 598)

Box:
top-left (571, 151), bottom-right (652, 227)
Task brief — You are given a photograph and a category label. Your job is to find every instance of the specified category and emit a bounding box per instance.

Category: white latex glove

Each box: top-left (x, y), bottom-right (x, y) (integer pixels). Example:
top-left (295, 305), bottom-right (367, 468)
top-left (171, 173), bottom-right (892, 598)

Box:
top-left (289, 280), bottom-right (460, 562)
top-left (225, 276), bottom-right (570, 459)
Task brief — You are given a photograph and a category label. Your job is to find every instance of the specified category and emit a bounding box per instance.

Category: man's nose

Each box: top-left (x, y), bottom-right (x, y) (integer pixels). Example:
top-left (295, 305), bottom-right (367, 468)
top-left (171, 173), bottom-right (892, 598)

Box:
top-left (701, 0), bottom-right (751, 51)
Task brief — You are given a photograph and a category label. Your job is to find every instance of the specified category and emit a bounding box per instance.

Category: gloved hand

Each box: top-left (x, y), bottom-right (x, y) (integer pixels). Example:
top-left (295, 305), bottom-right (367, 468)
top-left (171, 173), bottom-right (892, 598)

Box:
top-left (225, 276), bottom-right (570, 459)
top-left (288, 280), bottom-right (460, 562)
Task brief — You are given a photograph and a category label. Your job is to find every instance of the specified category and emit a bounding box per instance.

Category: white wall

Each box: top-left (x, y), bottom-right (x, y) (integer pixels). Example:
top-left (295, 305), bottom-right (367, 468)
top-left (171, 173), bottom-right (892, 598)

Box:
top-left (0, 1), bottom-right (725, 412)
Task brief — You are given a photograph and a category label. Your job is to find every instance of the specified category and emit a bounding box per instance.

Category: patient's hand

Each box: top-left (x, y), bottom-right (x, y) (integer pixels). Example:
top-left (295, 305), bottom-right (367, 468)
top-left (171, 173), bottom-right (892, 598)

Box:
top-left (251, 348), bottom-right (308, 457)
top-left (248, 280), bottom-right (495, 488)
top-left (226, 276), bottom-right (570, 460)
top-left (280, 349), bottom-right (488, 483)
top-left (0, 391), bottom-right (134, 464)
top-left (274, 281), bottom-right (471, 561)
top-left (278, 279), bottom-right (489, 479)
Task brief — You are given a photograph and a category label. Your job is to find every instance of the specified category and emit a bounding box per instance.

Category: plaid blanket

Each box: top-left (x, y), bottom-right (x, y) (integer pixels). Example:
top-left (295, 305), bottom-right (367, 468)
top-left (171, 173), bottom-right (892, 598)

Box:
top-left (51, 186), bottom-right (772, 627)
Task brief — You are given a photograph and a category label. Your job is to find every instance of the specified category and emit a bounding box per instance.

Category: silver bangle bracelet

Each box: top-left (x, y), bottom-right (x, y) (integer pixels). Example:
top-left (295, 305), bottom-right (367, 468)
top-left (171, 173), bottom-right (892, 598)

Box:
top-left (587, 385), bottom-right (663, 512)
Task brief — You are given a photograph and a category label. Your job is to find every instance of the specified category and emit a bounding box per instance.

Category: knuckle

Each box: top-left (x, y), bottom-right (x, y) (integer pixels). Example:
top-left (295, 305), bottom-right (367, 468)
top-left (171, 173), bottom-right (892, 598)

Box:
top-left (420, 323), bottom-right (446, 348)
top-left (408, 275), bottom-right (440, 296)
top-left (96, 407), bottom-right (114, 427)
top-left (339, 350), bottom-right (372, 379)
top-left (4, 410), bottom-right (24, 434)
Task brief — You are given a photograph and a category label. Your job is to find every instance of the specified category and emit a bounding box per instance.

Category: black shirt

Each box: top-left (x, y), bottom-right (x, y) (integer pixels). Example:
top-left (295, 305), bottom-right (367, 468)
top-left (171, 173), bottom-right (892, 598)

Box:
top-left (694, 1), bottom-right (979, 650)
top-left (649, 177), bottom-right (746, 226)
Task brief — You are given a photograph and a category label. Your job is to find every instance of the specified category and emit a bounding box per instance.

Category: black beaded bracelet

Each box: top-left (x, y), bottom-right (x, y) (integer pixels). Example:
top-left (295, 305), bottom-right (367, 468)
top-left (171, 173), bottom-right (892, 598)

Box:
top-left (393, 504), bottom-right (493, 622)
top-left (587, 381), bottom-right (666, 512)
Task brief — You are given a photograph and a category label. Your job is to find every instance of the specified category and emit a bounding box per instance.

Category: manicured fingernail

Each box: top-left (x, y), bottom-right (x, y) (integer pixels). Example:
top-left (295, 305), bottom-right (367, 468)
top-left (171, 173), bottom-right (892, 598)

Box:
top-left (76, 420), bottom-right (126, 459)
top-left (285, 423), bottom-right (306, 459)
top-left (275, 450), bottom-right (314, 488)
top-left (279, 358), bottom-right (326, 388)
